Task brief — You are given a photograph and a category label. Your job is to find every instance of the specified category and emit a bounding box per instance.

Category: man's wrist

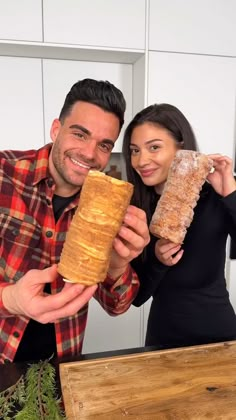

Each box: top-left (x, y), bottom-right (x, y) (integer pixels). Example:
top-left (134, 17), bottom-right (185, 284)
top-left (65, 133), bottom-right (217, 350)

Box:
top-left (0, 285), bottom-right (15, 316)
top-left (107, 265), bottom-right (129, 281)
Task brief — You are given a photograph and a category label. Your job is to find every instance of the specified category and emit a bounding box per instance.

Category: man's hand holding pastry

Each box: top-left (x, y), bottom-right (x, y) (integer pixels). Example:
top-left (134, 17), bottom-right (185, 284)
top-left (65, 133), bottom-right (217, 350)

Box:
top-left (108, 205), bottom-right (150, 279)
top-left (2, 265), bottom-right (97, 323)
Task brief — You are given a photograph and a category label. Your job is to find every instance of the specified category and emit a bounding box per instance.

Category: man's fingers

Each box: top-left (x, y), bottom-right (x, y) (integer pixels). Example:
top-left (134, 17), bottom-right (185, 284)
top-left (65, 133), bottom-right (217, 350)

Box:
top-left (124, 208), bottom-right (149, 237)
top-left (37, 284), bottom-right (97, 323)
top-left (34, 282), bottom-right (97, 315)
top-left (26, 264), bottom-right (58, 286)
top-left (112, 237), bottom-right (131, 258)
top-left (124, 206), bottom-right (150, 245)
top-left (118, 224), bottom-right (145, 248)
top-left (126, 205), bottom-right (147, 220)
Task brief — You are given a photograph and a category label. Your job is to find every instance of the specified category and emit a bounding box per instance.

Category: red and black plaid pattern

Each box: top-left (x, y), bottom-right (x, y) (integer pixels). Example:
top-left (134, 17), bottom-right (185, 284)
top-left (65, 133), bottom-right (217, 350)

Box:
top-left (0, 144), bottom-right (139, 363)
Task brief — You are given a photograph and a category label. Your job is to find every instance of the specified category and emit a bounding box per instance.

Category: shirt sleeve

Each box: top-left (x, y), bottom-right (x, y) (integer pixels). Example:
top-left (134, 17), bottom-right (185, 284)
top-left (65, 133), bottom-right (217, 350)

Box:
top-left (222, 190), bottom-right (236, 241)
top-left (131, 257), bottom-right (169, 307)
top-left (131, 236), bottom-right (169, 307)
top-left (94, 265), bottom-right (139, 315)
top-left (0, 283), bottom-right (14, 317)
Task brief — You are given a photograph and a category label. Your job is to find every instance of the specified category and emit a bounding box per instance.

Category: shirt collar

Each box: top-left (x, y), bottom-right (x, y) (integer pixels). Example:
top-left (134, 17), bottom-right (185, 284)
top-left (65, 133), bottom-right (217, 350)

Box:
top-left (32, 143), bottom-right (53, 186)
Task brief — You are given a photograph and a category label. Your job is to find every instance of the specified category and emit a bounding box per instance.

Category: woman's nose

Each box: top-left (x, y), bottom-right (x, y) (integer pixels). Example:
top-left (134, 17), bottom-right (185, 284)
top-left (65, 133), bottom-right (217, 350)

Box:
top-left (137, 151), bottom-right (150, 167)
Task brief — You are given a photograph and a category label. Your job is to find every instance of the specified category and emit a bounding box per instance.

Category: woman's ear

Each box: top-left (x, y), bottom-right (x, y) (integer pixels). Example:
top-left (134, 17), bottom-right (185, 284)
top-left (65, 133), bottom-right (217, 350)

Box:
top-left (50, 119), bottom-right (61, 143)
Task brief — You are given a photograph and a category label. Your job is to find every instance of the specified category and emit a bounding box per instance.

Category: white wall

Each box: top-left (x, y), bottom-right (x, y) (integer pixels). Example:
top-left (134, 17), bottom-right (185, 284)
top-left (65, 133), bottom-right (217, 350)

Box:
top-left (149, 0), bottom-right (236, 56)
top-left (148, 52), bottom-right (236, 157)
top-left (0, 56), bottom-right (44, 150)
top-left (0, 0), bottom-right (236, 353)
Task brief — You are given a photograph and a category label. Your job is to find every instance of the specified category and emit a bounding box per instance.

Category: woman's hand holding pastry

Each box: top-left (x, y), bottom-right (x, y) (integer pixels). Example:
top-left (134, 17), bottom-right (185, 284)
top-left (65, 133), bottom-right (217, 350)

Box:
top-left (207, 154), bottom-right (236, 197)
top-left (155, 238), bottom-right (184, 266)
top-left (108, 205), bottom-right (150, 279)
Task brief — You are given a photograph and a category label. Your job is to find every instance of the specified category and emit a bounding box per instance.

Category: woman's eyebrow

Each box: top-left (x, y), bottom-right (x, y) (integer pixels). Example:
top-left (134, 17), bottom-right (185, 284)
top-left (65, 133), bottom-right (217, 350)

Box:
top-left (130, 138), bottom-right (163, 146)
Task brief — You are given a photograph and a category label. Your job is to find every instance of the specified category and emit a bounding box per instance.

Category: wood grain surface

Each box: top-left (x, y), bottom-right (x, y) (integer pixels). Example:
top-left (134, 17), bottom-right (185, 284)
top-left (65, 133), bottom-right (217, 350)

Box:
top-left (59, 341), bottom-right (236, 419)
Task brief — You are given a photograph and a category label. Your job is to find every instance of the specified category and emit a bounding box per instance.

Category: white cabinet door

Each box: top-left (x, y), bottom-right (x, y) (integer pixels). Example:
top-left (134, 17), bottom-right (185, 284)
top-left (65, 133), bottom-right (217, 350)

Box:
top-left (0, 57), bottom-right (44, 150)
top-left (83, 298), bottom-right (142, 353)
top-left (0, 0), bottom-right (42, 41)
top-left (43, 0), bottom-right (146, 50)
top-left (148, 52), bottom-right (236, 157)
top-left (42, 59), bottom-right (133, 153)
top-left (149, 0), bottom-right (236, 56)
top-left (228, 260), bottom-right (236, 313)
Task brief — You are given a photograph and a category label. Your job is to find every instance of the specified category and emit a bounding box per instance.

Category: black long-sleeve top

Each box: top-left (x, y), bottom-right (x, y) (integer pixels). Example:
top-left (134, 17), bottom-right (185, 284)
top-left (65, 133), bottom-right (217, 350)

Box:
top-left (132, 183), bottom-right (236, 348)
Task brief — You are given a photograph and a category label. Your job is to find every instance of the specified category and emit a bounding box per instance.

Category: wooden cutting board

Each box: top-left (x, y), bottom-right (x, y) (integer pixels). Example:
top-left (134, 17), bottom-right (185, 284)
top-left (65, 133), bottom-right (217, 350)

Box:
top-left (59, 341), bottom-right (236, 419)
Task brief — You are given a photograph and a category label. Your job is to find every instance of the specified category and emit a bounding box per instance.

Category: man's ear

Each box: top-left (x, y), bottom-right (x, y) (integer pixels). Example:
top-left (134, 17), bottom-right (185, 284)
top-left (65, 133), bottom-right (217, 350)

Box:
top-left (50, 119), bottom-right (61, 143)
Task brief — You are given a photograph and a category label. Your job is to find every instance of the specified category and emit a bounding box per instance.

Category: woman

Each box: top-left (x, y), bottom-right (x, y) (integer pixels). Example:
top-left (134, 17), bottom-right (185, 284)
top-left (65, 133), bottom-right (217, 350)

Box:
top-left (123, 103), bottom-right (236, 349)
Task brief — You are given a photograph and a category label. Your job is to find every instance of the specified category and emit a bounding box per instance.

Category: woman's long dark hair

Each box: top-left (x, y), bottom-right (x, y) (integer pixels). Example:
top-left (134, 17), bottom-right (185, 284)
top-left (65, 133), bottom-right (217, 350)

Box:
top-left (122, 103), bottom-right (198, 224)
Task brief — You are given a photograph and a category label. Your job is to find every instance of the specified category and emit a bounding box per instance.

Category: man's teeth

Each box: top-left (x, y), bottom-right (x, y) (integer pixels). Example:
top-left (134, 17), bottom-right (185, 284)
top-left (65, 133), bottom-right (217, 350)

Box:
top-left (70, 158), bottom-right (90, 169)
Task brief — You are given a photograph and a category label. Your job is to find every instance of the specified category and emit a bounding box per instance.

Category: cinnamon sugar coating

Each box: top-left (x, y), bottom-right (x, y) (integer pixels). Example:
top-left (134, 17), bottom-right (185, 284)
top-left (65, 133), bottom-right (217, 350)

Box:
top-left (149, 150), bottom-right (213, 243)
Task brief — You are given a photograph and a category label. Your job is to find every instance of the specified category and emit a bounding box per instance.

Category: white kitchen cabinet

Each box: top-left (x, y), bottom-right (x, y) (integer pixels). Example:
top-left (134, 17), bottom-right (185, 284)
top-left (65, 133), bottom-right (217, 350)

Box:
top-left (42, 58), bottom-right (133, 152)
top-left (228, 260), bottom-right (236, 313)
top-left (1, 0), bottom-right (236, 354)
top-left (43, 0), bottom-right (146, 50)
top-left (148, 51), bottom-right (236, 157)
top-left (0, 56), bottom-right (44, 150)
top-left (83, 299), bottom-right (142, 353)
top-left (0, 0), bottom-right (42, 41)
top-left (149, 0), bottom-right (236, 56)
top-left (133, 55), bottom-right (146, 115)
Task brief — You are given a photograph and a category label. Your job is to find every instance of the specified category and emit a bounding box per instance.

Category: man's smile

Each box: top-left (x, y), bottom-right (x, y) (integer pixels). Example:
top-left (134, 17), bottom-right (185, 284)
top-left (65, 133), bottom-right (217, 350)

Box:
top-left (69, 157), bottom-right (92, 170)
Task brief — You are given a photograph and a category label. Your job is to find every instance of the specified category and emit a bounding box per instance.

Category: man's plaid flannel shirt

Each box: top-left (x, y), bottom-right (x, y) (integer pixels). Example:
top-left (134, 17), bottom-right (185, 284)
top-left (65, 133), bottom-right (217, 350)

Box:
top-left (0, 143), bottom-right (139, 363)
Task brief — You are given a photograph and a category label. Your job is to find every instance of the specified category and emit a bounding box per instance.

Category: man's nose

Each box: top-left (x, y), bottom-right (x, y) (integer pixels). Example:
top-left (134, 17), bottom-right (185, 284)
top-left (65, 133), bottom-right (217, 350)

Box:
top-left (83, 139), bottom-right (97, 160)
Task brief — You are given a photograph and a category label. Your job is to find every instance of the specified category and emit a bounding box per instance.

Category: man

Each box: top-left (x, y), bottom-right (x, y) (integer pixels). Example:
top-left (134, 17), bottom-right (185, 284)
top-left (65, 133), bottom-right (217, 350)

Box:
top-left (0, 78), bottom-right (150, 363)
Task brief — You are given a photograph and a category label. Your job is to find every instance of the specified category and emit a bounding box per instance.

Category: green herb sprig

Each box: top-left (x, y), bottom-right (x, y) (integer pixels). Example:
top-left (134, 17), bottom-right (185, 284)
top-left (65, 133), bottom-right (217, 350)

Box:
top-left (0, 375), bottom-right (25, 419)
top-left (0, 359), bottom-right (66, 420)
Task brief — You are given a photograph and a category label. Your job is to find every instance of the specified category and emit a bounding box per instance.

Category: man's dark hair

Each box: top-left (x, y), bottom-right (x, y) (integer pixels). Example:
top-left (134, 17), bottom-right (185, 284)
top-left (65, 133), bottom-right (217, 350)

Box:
top-left (59, 78), bottom-right (126, 130)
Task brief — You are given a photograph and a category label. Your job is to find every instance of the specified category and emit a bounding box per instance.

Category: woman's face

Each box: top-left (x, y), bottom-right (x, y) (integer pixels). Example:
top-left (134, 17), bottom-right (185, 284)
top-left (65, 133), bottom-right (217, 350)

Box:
top-left (130, 122), bottom-right (180, 193)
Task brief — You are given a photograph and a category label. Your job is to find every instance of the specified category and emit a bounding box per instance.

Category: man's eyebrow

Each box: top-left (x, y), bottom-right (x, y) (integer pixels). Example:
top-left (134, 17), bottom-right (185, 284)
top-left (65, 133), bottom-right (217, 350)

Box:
top-left (102, 139), bottom-right (115, 148)
top-left (69, 124), bottom-right (91, 135)
top-left (69, 124), bottom-right (115, 148)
